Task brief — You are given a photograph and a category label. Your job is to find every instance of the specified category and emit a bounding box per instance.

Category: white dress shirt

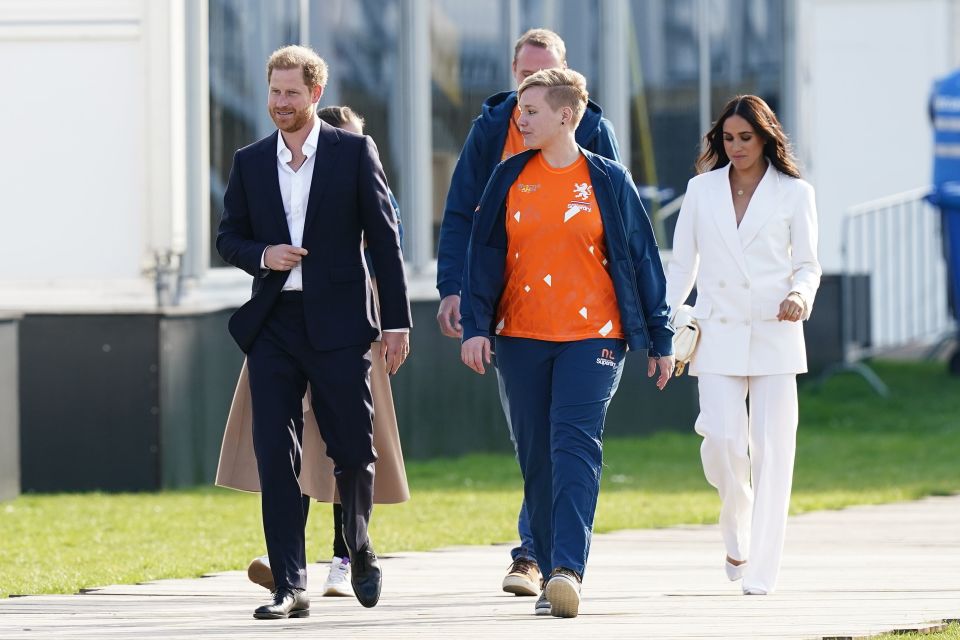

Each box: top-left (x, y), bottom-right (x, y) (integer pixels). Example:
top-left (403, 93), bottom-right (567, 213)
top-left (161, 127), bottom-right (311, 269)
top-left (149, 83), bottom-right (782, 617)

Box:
top-left (264, 118), bottom-right (321, 291)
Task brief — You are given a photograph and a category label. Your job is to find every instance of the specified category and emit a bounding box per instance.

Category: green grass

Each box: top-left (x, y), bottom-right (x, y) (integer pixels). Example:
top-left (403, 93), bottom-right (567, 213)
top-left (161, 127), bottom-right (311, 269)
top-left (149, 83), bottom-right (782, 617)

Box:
top-left (873, 622), bottom-right (960, 639)
top-left (1, 360), bottom-right (958, 601)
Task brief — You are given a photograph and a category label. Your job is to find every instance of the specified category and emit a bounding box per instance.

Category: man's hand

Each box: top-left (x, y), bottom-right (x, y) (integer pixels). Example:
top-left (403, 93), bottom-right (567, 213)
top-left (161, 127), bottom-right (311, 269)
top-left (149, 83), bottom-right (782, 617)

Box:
top-left (437, 294), bottom-right (463, 338)
top-left (265, 244), bottom-right (308, 271)
top-left (380, 332), bottom-right (410, 375)
top-left (461, 336), bottom-right (491, 374)
top-left (647, 355), bottom-right (676, 390)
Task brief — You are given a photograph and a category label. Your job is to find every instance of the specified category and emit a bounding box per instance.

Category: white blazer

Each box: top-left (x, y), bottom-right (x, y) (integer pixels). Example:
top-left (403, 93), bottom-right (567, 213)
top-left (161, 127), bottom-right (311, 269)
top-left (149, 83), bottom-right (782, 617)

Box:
top-left (666, 162), bottom-right (822, 376)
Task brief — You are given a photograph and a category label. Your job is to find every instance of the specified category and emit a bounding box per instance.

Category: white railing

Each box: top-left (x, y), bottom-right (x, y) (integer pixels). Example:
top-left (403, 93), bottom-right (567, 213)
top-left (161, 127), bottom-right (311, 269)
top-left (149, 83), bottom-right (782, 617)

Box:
top-left (823, 186), bottom-right (956, 394)
top-left (844, 187), bottom-right (954, 356)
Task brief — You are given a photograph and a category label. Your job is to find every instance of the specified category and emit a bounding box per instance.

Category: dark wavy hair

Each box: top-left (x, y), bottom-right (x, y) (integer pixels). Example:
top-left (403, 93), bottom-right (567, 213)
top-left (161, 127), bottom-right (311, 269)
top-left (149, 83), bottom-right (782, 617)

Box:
top-left (696, 95), bottom-right (800, 178)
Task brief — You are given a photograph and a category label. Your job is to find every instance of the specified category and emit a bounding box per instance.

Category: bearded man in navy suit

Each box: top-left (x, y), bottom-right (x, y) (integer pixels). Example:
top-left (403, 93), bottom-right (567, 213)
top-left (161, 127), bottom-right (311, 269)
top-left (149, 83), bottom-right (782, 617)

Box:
top-left (217, 45), bottom-right (411, 619)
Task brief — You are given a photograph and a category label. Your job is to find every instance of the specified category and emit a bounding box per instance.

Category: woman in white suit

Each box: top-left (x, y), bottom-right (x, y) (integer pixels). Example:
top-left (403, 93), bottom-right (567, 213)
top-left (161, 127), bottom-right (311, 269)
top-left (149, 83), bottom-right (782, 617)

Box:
top-left (667, 95), bottom-right (821, 595)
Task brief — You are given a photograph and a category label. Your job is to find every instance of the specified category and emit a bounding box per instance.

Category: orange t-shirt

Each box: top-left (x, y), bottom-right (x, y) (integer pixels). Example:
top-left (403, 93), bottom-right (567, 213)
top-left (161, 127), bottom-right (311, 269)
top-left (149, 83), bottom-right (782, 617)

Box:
top-left (501, 106), bottom-right (527, 161)
top-left (496, 152), bottom-right (624, 342)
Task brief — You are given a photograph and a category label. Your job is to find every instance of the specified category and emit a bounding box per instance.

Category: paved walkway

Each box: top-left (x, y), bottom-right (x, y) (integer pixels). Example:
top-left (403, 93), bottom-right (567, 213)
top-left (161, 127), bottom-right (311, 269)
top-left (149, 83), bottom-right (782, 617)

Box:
top-left (2, 496), bottom-right (958, 639)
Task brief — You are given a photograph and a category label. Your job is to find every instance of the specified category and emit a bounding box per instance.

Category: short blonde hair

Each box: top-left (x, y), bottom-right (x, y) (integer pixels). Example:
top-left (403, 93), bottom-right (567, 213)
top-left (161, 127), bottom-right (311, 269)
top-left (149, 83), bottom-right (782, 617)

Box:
top-left (518, 68), bottom-right (588, 125)
top-left (513, 28), bottom-right (566, 65)
top-left (267, 45), bottom-right (328, 89)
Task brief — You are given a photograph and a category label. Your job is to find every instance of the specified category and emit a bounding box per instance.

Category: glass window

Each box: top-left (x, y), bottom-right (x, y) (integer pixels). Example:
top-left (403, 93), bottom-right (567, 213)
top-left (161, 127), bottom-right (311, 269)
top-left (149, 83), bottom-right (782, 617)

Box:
top-left (709, 0), bottom-right (785, 115)
top-left (430, 0), bottom-right (511, 255)
top-left (207, 0), bottom-right (787, 264)
top-left (207, 0), bottom-right (402, 266)
top-left (307, 0), bottom-right (402, 243)
top-left (429, 0), bottom-right (604, 258)
top-left (629, 0), bottom-right (702, 209)
top-left (208, 0), bottom-right (300, 267)
top-left (628, 0), bottom-right (786, 246)
top-left (519, 0), bottom-right (602, 104)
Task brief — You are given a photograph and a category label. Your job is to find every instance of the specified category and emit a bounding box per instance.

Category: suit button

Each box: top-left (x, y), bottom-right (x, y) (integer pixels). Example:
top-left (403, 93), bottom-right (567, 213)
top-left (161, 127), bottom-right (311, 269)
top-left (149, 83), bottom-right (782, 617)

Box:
top-left (719, 280), bottom-right (726, 288)
top-left (720, 318), bottom-right (727, 324)
top-left (742, 282), bottom-right (750, 289)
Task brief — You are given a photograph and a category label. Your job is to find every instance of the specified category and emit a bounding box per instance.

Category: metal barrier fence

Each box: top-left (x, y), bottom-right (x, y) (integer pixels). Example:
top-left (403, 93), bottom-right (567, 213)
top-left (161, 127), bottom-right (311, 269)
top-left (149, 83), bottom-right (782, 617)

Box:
top-left (823, 186), bottom-right (956, 394)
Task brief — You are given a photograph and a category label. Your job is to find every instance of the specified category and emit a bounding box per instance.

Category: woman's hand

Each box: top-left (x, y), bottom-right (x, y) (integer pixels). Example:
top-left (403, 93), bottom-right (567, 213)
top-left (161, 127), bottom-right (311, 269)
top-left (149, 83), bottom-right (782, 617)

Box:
top-left (461, 336), bottom-right (492, 374)
top-left (777, 293), bottom-right (805, 322)
top-left (647, 355), bottom-right (676, 390)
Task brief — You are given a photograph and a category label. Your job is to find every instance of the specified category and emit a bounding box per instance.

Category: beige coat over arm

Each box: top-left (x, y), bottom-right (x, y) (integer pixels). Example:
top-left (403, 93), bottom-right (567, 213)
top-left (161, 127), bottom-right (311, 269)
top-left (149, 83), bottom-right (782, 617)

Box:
top-left (215, 344), bottom-right (410, 503)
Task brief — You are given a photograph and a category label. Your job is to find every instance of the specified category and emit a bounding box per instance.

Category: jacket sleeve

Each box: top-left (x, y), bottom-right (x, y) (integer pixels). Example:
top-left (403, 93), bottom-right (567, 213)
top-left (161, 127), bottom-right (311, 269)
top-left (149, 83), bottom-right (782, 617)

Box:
top-left (591, 117), bottom-right (622, 164)
top-left (458, 210), bottom-right (493, 342)
top-left (216, 151), bottom-right (270, 277)
top-left (618, 170), bottom-right (674, 357)
top-left (358, 136), bottom-right (412, 330)
top-left (460, 161), bottom-right (514, 343)
top-left (789, 181), bottom-right (822, 320)
top-left (665, 181), bottom-right (700, 313)
top-left (436, 119), bottom-right (487, 298)
top-left (459, 240), bottom-right (487, 342)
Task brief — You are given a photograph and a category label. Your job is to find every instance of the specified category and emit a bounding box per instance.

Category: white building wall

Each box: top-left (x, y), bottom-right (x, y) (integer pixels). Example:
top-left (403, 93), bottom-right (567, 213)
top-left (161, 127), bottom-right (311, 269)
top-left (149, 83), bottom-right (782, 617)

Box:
top-left (796, 0), bottom-right (958, 272)
top-left (0, 0), bottom-right (188, 310)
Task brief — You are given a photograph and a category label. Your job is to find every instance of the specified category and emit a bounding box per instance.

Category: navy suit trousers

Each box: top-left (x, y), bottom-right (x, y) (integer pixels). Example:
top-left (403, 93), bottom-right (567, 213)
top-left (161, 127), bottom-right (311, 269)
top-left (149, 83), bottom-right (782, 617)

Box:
top-left (247, 292), bottom-right (376, 590)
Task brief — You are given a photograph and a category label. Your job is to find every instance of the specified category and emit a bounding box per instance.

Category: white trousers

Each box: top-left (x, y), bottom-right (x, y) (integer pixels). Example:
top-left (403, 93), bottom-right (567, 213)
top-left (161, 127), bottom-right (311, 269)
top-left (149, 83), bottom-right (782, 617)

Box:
top-left (695, 373), bottom-right (798, 594)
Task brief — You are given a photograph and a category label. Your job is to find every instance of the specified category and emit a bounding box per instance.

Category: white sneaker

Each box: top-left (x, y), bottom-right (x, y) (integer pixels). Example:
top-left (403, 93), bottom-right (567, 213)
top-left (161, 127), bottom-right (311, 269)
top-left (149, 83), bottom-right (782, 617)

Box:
top-left (247, 554), bottom-right (275, 591)
top-left (545, 568), bottom-right (582, 618)
top-left (322, 556), bottom-right (353, 597)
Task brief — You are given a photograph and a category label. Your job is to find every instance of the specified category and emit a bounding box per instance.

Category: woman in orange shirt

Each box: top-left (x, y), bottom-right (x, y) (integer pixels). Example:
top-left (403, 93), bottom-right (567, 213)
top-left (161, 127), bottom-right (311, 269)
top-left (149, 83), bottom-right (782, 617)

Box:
top-left (460, 68), bottom-right (675, 618)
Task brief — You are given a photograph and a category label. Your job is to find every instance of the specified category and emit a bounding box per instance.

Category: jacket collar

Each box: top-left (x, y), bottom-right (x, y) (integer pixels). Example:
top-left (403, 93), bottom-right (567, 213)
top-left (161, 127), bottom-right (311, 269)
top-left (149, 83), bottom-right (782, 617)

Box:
top-left (302, 121), bottom-right (341, 237)
top-left (736, 161), bottom-right (780, 249)
top-left (275, 116), bottom-right (321, 161)
top-left (259, 122), bottom-right (341, 240)
top-left (708, 162), bottom-right (780, 278)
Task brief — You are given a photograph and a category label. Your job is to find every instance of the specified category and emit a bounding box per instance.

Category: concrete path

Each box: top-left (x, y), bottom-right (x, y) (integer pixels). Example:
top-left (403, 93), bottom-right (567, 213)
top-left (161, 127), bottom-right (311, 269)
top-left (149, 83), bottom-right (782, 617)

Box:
top-left (1, 495), bottom-right (958, 639)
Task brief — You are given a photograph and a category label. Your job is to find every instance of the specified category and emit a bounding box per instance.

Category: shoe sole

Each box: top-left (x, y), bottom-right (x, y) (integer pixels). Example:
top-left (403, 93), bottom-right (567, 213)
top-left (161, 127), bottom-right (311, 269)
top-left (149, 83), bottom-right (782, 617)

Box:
top-left (352, 581), bottom-right (382, 608)
top-left (546, 577), bottom-right (580, 618)
top-left (253, 608), bottom-right (310, 620)
top-left (247, 562), bottom-right (275, 591)
top-left (322, 586), bottom-right (354, 597)
top-left (502, 575), bottom-right (539, 597)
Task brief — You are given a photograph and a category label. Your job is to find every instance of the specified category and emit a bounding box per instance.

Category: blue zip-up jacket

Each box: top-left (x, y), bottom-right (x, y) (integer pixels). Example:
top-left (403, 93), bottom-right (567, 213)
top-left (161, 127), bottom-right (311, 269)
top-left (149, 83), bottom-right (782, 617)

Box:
top-left (460, 148), bottom-right (674, 357)
top-left (436, 91), bottom-right (621, 298)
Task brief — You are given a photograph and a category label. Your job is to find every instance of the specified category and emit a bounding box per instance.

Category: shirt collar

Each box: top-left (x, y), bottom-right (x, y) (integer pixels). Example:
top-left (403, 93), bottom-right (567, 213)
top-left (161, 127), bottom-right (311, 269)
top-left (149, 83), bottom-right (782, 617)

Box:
top-left (276, 116), bottom-right (320, 162)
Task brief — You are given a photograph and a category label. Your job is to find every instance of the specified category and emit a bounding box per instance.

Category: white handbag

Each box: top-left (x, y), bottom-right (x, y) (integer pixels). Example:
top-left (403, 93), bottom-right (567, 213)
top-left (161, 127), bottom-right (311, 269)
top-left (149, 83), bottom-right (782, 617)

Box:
top-left (671, 304), bottom-right (700, 376)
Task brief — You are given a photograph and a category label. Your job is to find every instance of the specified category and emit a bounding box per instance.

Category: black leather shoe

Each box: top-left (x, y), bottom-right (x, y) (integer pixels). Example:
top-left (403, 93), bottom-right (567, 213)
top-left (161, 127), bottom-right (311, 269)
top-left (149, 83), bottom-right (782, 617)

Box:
top-left (351, 545), bottom-right (382, 608)
top-left (253, 588), bottom-right (310, 619)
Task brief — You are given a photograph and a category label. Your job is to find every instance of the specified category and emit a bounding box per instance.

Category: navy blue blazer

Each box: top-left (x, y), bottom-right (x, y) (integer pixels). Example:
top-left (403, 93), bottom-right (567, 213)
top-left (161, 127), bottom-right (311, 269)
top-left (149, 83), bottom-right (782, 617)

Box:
top-left (217, 121), bottom-right (411, 353)
top-left (460, 148), bottom-right (674, 357)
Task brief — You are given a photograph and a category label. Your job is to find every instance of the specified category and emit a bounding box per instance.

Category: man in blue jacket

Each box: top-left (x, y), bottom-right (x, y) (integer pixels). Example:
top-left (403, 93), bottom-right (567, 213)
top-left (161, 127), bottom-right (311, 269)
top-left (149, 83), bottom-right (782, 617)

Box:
top-left (435, 28), bottom-right (622, 597)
